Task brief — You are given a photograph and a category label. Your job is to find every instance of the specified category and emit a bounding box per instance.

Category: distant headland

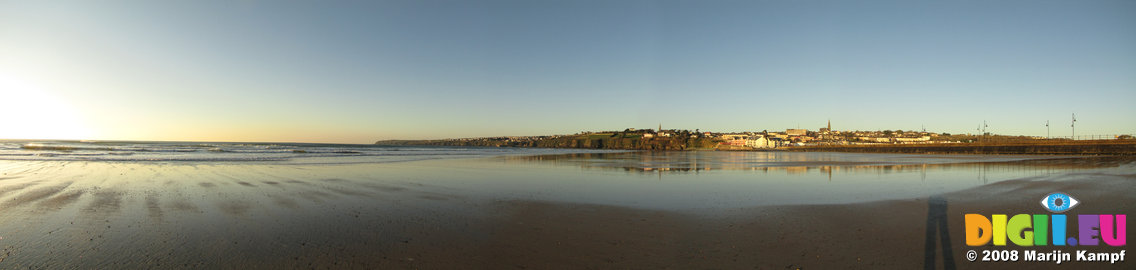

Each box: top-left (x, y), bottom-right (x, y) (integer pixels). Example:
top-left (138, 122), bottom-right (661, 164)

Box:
top-left (377, 126), bottom-right (1136, 155)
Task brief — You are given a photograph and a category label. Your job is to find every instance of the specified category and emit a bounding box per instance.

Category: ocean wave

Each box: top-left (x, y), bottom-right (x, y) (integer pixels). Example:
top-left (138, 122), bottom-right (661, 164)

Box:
top-left (0, 156), bottom-right (292, 162)
top-left (290, 149), bottom-right (362, 154)
top-left (125, 148), bottom-right (200, 153)
top-left (20, 143), bottom-right (207, 153)
top-left (21, 143), bottom-right (124, 152)
top-left (21, 144), bottom-right (79, 151)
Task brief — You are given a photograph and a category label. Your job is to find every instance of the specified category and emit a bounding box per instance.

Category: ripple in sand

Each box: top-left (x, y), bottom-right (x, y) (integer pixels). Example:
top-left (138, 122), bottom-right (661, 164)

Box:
top-left (0, 182), bottom-right (40, 199)
top-left (216, 200), bottom-right (253, 216)
top-left (169, 199), bottom-right (201, 212)
top-left (362, 184), bottom-right (407, 193)
top-left (326, 187), bottom-right (371, 197)
top-left (320, 178), bottom-right (351, 183)
top-left (85, 190), bottom-right (124, 213)
top-left (2, 182), bottom-right (73, 208)
top-left (270, 195), bottom-right (300, 209)
top-left (146, 192), bottom-right (163, 220)
top-left (296, 190), bottom-right (336, 203)
top-left (37, 190), bottom-right (85, 210)
top-left (285, 180), bottom-right (313, 186)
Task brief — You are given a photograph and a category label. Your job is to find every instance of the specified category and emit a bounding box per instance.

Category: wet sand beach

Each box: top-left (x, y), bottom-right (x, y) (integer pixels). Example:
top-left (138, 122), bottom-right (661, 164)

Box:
top-left (0, 152), bottom-right (1132, 269)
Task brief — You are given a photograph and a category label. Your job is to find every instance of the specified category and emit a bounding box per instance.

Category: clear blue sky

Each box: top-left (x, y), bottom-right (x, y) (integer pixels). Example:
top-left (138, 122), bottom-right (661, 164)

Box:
top-left (1, 0), bottom-right (1133, 143)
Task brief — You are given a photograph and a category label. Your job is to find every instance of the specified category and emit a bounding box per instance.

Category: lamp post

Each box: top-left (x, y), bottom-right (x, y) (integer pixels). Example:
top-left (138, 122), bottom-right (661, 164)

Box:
top-left (1071, 113), bottom-right (1077, 140)
top-left (976, 124), bottom-right (981, 142)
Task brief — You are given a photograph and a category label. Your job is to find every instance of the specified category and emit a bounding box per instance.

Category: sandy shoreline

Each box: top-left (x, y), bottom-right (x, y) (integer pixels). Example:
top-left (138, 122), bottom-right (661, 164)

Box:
top-left (0, 156), bottom-right (1132, 269)
top-left (359, 172), bottom-right (1134, 269)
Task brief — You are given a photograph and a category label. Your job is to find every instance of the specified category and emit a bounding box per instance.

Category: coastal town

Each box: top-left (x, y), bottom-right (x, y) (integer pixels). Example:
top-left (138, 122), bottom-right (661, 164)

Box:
top-left (376, 120), bottom-right (1136, 155)
top-left (576, 121), bottom-right (944, 150)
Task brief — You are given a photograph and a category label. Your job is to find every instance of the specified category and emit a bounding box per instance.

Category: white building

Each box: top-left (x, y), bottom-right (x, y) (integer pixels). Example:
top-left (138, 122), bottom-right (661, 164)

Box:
top-left (895, 136), bottom-right (932, 143)
top-left (745, 135), bottom-right (779, 148)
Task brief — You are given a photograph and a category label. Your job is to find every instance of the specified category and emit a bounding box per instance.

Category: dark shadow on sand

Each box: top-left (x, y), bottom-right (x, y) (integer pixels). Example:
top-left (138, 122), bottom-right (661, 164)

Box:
top-left (923, 196), bottom-right (956, 270)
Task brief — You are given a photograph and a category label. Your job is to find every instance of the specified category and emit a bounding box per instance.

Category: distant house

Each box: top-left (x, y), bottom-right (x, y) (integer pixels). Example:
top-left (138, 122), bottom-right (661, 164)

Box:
top-left (786, 129), bottom-right (808, 136)
top-left (859, 137), bottom-right (892, 143)
top-left (895, 136), bottom-right (931, 143)
top-left (791, 136), bottom-right (815, 143)
top-left (745, 135), bottom-right (778, 148)
top-left (720, 134), bottom-right (749, 146)
top-left (724, 140), bottom-right (746, 146)
top-left (721, 134), bottom-right (750, 141)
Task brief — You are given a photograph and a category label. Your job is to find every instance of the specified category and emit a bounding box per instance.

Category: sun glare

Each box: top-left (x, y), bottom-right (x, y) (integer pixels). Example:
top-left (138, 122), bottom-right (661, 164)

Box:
top-left (0, 74), bottom-right (94, 140)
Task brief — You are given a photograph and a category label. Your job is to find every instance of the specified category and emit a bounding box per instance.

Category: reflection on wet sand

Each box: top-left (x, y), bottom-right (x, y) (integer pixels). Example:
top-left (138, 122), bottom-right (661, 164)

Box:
top-left (0, 153), bottom-right (1132, 269)
top-left (504, 151), bottom-right (1129, 175)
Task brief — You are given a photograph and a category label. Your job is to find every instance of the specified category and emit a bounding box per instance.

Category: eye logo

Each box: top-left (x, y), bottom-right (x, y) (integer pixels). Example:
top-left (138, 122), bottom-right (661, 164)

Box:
top-left (967, 193), bottom-right (1125, 247)
top-left (1040, 192), bottom-right (1078, 213)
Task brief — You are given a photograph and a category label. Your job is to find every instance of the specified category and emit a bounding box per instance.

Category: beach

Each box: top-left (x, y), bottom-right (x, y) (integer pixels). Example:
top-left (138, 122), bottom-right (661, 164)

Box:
top-left (0, 143), bottom-right (1132, 269)
top-left (5, 1), bottom-right (1134, 269)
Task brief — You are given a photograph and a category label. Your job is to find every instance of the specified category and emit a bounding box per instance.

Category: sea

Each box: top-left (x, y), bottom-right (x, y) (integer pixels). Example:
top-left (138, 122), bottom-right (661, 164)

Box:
top-left (0, 139), bottom-right (619, 164)
top-left (1, 139), bottom-right (1130, 209)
